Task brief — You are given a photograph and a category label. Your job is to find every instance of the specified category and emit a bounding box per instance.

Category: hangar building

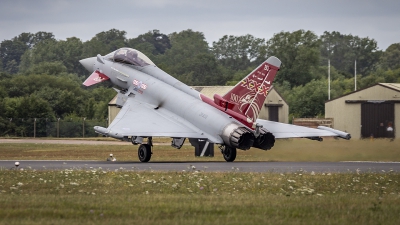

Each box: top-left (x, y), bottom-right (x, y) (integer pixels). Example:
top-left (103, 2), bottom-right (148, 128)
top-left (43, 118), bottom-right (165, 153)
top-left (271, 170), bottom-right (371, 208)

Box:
top-left (325, 83), bottom-right (400, 139)
top-left (108, 86), bottom-right (288, 125)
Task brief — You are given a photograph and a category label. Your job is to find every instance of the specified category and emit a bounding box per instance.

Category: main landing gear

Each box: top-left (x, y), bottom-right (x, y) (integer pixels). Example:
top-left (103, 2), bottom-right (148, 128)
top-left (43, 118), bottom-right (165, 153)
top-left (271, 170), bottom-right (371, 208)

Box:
top-left (220, 145), bottom-right (237, 162)
top-left (134, 137), bottom-right (238, 162)
top-left (135, 137), bottom-right (153, 162)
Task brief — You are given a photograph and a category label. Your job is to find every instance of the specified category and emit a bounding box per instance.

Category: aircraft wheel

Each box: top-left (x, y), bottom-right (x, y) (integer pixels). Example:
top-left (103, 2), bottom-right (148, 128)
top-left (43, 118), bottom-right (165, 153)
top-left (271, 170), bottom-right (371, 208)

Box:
top-left (138, 144), bottom-right (152, 162)
top-left (222, 146), bottom-right (236, 162)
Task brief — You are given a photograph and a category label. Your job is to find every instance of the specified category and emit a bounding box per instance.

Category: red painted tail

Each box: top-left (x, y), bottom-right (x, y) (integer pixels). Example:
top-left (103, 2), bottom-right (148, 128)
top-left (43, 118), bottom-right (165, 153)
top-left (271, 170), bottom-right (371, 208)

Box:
top-left (219, 56), bottom-right (281, 123)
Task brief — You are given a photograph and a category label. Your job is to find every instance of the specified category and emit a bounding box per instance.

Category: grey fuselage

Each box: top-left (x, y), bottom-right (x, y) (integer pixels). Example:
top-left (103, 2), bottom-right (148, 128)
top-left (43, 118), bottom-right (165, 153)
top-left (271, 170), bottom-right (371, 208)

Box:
top-left (92, 57), bottom-right (246, 144)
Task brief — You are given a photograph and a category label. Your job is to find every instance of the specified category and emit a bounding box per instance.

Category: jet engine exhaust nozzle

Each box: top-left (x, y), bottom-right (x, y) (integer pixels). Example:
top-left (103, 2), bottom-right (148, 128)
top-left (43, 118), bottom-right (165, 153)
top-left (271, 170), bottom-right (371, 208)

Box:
top-left (252, 128), bottom-right (275, 150)
top-left (222, 123), bottom-right (255, 150)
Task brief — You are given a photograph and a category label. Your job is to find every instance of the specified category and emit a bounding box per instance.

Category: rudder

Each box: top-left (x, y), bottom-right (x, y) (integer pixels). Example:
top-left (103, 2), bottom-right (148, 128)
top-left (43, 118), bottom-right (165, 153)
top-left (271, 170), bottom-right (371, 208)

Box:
top-left (220, 56), bottom-right (281, 122)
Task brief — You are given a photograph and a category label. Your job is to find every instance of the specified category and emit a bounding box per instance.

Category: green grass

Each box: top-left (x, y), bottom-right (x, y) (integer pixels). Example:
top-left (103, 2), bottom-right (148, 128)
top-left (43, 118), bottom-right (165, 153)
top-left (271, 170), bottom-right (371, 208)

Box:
top-left (1, 138), bottom-right (399, 224)
top-left (0, 138), bottom-right (399, 162)
top-left (0, 169), bottom-right (399, 224)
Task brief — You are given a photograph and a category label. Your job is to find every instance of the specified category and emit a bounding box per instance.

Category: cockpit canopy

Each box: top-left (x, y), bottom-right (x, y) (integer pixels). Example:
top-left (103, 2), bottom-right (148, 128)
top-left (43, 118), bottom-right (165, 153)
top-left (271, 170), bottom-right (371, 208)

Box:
top-left (105, 48), bottom-right (155, 67)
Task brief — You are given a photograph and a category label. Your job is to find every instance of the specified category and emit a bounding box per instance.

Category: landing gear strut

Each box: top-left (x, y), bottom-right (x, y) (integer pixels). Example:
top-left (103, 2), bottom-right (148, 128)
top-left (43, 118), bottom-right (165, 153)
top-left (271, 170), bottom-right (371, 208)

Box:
top-left (138, 137), bottom-right (152, 162)
top-left (220, 145), bottom-right (237, 162)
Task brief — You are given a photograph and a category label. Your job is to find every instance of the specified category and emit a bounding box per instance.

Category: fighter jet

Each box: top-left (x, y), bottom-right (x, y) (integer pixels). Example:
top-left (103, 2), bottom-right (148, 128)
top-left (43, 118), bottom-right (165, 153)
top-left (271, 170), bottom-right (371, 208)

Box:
top-left (80, 48), bottom-right (350, 162)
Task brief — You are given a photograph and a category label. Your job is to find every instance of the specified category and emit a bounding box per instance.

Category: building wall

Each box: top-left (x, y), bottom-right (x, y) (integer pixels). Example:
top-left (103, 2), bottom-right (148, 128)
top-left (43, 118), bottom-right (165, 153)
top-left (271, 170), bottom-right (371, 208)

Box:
top-left (108, 96), bottom-right (120, 126)
top-left (259, 88), bottom-right (289, 123)
top-left (325, 85), bottom-right (400, 139)
top-left (108, 106), bottom-right (121, 126)
top-left (325, 100), bottom-right (361, 138)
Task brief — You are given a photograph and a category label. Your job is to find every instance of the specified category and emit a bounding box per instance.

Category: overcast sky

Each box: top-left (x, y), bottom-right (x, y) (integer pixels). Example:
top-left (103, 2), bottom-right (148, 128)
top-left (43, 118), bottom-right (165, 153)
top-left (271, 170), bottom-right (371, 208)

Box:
top-left (1, 0), bottom-right (399, 50)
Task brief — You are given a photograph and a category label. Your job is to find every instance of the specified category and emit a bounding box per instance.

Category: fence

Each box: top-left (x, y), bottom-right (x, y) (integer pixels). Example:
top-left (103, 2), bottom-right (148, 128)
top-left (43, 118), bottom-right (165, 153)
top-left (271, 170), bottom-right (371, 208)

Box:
top-left (292, 118), bottom-right (334, 128)
top-left (0, 118), bottom-right (108, 138)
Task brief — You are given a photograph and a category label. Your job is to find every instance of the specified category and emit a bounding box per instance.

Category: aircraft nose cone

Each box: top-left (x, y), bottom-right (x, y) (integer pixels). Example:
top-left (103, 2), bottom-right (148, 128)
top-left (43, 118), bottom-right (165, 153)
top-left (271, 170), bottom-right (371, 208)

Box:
top-left (79, 57), bottom-right (96, 72)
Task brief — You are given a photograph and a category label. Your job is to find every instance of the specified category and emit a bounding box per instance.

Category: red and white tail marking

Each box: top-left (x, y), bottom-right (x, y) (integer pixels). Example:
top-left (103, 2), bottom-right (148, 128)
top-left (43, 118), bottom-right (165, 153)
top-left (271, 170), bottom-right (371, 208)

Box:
top-left (222, 56), bottom-right (281, 123)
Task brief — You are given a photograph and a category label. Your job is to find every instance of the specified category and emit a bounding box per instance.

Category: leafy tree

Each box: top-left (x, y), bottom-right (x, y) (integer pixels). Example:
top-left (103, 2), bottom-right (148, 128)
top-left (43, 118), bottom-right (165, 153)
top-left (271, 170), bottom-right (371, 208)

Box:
top-left (158, 29), bottom-right (210, 78)
top-left (34, 87), bottom-right (81, 118)
top-left (82, 29), bottom-right (127, 58)
top-left (0, 85), bottom-right (7, 133)
top-left (31, 32), bottom-right (55, 45)
top-left (57, 37), bottom-right (84, 75)
top-left (180, 53), bottom-right (225, 85)
top-left (1, 74), bottom-right (72, 97)
top-left (320, 31), bottom-right (381, 77)
top-left (89, 86), bottom-right (117, 102)
top-left (127, 29), bottom-right (171, 57)
top-left (225, 67), bottom-right (253, 86)
top-left (330, 77), bottom-right (358, 98)
top-left (159, 29), bottom-right (230, 85)
top-left (85, 98), bottom-right (96, 119)
top-left (28, 61), bottom-right (67, 75)
top-left (212, 34), bottom-right (267, 71)
top-left (380, 43), bottom-right (400, 70)
top-left (16, 95), bottom-right (55, 119)
top-left (2, 95), bottom-right (54, 137)
top-left (0, 39), bottom-right (27, 73)
top-left (88, 87), bottom-right (117, 119)
top-left (266, 30), bottom-right (320, 86)
top-left (19, 39), bottom-right (60, 73)
top-left (359, 67), bottom-right (400, 88)
top-left (94, 101), bottom-right (110, 120)
top-left (19, 37), bottom-right (84, 75)
top-left (0, 74), bottom-right (88, 117)
top-left (5, 60), bottom-right (19, 74)
top-left (0, 32), bottom-right (55, 74)
top-left (285, 79), bottom-right (328, 117)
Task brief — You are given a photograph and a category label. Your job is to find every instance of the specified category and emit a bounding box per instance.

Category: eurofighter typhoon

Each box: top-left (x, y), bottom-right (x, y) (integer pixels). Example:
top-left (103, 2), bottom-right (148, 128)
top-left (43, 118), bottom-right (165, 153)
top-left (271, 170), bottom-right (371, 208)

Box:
top-left (80, 48), bottom-right (350, 162)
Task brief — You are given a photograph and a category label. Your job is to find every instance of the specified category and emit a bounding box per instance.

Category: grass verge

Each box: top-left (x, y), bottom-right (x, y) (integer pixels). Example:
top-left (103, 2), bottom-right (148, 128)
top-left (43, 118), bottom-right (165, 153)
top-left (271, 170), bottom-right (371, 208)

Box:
top-left (0, 169), bottom-right (399, 224)
top-left (0, 138), bottom-right (399, 162)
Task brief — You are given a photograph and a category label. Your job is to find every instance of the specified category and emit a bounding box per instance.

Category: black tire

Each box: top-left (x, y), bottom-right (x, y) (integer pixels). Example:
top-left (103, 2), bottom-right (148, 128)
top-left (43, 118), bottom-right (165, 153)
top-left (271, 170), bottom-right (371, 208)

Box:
top-left (222, 146), bottom-right (237, 162)
top-left (138, 144), bottom-right (152, 162)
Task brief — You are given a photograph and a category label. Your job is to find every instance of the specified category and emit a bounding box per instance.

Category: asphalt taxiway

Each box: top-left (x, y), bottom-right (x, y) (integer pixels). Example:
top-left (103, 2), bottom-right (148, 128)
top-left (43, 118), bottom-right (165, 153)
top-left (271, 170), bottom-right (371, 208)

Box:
top-left (1, 139), bottom-right (399, 173)
top-left (1, 160), bottom-right (399, 173)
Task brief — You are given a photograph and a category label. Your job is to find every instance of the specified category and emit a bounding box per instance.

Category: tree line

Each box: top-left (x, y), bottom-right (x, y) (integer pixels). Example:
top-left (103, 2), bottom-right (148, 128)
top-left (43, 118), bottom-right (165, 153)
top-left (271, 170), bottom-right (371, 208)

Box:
top-left (0, 29), bottom-right (399, 136)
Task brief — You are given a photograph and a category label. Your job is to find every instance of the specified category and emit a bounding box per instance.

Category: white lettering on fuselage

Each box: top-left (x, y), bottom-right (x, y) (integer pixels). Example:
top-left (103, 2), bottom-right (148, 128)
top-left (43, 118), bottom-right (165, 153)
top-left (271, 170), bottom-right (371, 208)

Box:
top-left (199, 112), bottom-right (208, 119)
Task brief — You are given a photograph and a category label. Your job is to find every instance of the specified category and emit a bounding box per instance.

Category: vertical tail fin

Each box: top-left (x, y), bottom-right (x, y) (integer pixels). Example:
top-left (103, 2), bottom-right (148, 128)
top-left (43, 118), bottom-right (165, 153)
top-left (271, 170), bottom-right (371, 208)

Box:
top-left (220, 56), bottom-right (281, 122)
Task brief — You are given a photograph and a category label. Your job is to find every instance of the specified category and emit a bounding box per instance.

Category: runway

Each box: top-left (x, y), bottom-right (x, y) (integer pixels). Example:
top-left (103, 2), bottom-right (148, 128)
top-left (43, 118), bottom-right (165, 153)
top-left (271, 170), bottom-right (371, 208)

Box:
top-left (0, 138), bottom-right (134, 145)
top-left (1, 160), bottom-right (399, 173)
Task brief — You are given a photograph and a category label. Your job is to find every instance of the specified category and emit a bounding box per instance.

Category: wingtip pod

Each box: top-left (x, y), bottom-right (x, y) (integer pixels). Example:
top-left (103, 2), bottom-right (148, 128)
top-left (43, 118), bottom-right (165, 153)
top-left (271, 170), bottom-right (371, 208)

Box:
top-left (317, 126), bottom-right (351, 140)
top-left (94, 126), bottom-right (127, 140)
